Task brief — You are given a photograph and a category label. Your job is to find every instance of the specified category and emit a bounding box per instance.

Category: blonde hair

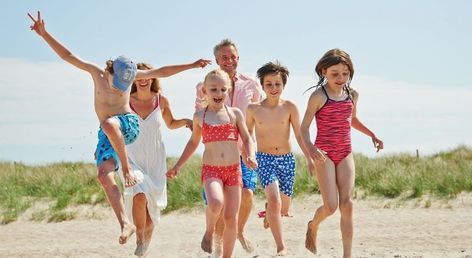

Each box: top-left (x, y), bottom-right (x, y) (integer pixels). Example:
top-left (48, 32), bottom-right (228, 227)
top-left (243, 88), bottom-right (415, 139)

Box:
top-left (204, 68), bottom-right (231, 86)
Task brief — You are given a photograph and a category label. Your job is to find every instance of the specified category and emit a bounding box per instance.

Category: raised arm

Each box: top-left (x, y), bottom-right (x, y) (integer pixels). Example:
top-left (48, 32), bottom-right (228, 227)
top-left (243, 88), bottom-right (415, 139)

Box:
top-left (136, 59), bottom-right (211, 80)
top-left (350, 91), bottom-right (384, 152)
top-left (166, 113), bottom-right (202, 179)
top-left (28, 11), bottom-right (101, 75)
top-left (160, 94), bottom-right (192, 130)
top-left (288, 101), bottom-right (315, 172)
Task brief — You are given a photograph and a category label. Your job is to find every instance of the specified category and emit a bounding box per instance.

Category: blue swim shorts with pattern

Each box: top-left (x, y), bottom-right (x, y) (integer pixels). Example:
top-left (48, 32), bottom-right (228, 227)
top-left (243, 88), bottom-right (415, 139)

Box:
top-left (95, 113), bottom-right (139, 170)
top-left (256, 152), bottom-right (296, 197)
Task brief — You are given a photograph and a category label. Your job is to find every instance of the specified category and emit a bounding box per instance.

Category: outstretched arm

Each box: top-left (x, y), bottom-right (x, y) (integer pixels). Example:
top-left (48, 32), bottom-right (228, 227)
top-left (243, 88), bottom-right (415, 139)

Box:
top-left (160, 95), bottom-right (193, 130)
top-left (136, 59), bottom-right (211, 80)
top-left (28, 11), bottom-right (101, 75)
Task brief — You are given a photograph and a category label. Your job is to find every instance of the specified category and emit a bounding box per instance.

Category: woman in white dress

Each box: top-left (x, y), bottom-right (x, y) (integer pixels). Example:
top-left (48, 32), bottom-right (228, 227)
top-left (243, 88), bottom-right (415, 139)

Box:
top-left (121, 62), bottom-right (194, 257)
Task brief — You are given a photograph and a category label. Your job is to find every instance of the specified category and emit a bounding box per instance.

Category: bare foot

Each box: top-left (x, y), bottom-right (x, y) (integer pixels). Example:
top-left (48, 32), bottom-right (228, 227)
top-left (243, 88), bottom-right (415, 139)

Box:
top-left (238, 234), bottom-right (254, 253)
top-left (201, 231), bottom-right (213, 253)
top-left (119, 223), bottom-right (136, 245)
top-left (134, 242), bottom-right (145, 256)
top-left (276, 248), bottom-right (288, 256)
top-left (305, 220), bottom-right (317, 254)
top-left (134, 241), bottom-right (151, 258)
top-left (124, 170), bottom-right (138, 187)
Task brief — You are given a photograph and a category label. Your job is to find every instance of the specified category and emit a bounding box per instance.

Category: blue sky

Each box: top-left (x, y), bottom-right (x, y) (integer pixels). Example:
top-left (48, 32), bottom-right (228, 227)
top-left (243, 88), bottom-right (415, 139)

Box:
top-left (1, 1), bottom-right (471, 164)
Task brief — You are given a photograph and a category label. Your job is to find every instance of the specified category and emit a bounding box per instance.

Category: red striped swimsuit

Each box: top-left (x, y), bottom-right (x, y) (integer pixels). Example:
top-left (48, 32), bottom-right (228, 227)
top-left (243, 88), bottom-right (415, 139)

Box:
top-left (315, 86), bottom-right (353, 166)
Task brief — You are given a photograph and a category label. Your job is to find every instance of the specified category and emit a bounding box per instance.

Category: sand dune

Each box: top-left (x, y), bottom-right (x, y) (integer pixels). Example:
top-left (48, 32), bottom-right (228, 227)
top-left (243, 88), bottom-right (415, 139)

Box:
top-left (1, 194), bottom-right (472, 258)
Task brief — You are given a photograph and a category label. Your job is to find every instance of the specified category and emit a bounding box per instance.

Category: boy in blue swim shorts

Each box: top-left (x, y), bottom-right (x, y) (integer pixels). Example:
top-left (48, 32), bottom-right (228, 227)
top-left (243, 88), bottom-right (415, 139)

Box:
top-left (29, 11), bottom-right (211, 246)
top-left (246, 61), bottom-right (315, 256)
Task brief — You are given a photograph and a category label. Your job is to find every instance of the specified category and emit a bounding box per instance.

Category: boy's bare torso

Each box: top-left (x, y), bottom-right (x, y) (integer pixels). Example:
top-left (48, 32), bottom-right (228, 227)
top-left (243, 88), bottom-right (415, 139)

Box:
top-left (92, 71), bottom-right (132, 123)
top-left (251, 100), bottom-right (292, 155)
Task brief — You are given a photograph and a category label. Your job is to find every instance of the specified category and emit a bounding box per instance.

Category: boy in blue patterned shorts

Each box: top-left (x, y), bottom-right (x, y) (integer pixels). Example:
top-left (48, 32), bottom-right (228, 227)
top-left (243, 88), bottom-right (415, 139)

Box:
top-left (28, 11), bottom-right (210, 246)
top-left (246, 61), bottom-right (315, 256)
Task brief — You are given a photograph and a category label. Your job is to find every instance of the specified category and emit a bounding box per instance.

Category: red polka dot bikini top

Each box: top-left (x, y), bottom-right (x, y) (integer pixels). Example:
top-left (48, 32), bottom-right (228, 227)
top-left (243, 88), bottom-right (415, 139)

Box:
top-left (202, 105), bottom-right (239, 144)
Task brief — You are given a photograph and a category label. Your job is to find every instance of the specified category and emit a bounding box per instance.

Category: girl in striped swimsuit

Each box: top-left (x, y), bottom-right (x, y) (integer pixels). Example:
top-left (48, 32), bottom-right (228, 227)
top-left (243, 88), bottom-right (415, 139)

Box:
top-left (300, 49), bottom-right (383, 258)
top-left (166, 69), bottom-right (257, 258)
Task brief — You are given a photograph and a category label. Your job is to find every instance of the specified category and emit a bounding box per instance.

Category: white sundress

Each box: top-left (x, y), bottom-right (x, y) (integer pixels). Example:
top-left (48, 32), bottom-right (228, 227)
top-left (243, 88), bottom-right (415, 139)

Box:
top-left (119, 94), bottom-right (167, 224)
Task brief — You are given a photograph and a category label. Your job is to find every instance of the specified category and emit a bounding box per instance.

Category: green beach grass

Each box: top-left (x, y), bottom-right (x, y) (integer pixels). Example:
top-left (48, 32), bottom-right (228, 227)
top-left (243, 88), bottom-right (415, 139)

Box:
top-left (1, 145), bottom-right (471, 224)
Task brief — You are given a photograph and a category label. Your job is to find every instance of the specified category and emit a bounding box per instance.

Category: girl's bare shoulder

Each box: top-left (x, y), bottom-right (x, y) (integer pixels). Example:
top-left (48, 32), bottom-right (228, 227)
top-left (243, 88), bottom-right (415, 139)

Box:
top-left (308, 87), bottom-right (327, 103)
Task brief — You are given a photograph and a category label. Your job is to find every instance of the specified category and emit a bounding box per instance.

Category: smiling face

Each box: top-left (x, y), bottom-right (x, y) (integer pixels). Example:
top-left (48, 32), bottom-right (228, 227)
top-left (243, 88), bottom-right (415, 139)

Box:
top-left (322, 63), bottom-right (351, 90)
top-left (215, 45), bottom-right (239, 77)
top-left (203, 70), bottom-right (231, 108)
top-left (130, 63), bottom-right (160, 94)
top-left (262, 73), bottom-right (284, 99)
top-left (135, 77), bottom-right (152, 90)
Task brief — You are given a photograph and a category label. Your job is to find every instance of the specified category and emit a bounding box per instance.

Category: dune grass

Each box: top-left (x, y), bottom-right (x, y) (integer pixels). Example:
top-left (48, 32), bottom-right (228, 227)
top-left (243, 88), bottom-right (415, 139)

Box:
top-left (0, 162), bottom-right (104, 224)
top-left (1, 145), bottom-right (471, 224)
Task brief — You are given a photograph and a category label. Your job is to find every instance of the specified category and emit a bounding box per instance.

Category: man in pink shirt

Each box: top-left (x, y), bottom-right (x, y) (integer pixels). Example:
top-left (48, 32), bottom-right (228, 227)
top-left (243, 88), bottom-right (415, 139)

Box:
top-left (195, 38), bottom-right (263, 255)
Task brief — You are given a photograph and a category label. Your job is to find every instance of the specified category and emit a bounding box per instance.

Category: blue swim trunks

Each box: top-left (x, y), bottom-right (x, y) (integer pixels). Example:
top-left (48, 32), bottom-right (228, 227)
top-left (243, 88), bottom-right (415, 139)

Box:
top-left (256, 152), bottom-right (296, 197)
top-left (95, 113), bottom-right (140, 170)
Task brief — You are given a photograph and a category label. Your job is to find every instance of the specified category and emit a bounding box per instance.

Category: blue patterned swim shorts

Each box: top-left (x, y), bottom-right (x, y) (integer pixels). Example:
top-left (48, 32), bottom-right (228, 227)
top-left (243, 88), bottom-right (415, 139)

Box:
top-left (95, 113), bottom-right (140, 170)
top-left (256, 152), bottom-right (296, 197)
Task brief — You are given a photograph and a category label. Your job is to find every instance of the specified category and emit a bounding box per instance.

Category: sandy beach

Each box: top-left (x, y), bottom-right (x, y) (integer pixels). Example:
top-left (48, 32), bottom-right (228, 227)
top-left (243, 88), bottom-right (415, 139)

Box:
top-left (1, 194), bottom-right (472, 258)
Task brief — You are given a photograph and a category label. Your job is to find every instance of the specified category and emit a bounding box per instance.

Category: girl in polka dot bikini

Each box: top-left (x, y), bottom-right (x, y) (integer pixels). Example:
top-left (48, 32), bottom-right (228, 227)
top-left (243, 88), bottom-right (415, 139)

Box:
top-left (167, 69), bottom-right (257, 258)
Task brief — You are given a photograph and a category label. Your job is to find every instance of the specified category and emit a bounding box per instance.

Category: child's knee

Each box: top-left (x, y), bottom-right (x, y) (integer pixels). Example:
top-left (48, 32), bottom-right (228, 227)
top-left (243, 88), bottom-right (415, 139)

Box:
top-left (324, 201), bottom-right (338, 215)
top-left (101, 118), bottom-right (120, 133)
top-left (207, 200), bottom-right (224, 214)
top-left (267, 196), bottom-right (282, 210)
top-left (339, 199), bottom-right (353, 214)
top-left (96, 161), bottom-right (116, 186)
top-left (223, 213), bottom-right (238, 227)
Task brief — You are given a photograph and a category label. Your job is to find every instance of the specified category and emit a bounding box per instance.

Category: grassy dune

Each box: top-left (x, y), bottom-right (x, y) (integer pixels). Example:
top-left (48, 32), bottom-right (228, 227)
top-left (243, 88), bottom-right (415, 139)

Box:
top-left (1, 145), bottom-right (471, 224)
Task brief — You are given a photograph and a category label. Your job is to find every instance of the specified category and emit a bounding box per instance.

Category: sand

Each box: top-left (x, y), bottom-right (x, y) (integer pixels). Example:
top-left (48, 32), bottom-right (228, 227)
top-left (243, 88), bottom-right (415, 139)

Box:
top-left (1, 194), bottom-right (472, 258)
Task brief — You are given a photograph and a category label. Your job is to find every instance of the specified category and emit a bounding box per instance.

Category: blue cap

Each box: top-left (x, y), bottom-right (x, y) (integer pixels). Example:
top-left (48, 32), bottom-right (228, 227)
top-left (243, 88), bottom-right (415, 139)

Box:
top-left (112, 55), bottom-right (137, 92)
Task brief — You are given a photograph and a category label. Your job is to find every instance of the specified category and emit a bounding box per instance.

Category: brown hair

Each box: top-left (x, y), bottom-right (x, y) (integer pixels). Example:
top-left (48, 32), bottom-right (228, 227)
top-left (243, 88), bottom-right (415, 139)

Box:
top-left (256, 60), bottom-right (289, 86)
top-left (130, 63), bottom-right (161, 94)
top-left (105, 60), bottom-right (114, 74)
top-left (306, 48), bottom-right (354, 92)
